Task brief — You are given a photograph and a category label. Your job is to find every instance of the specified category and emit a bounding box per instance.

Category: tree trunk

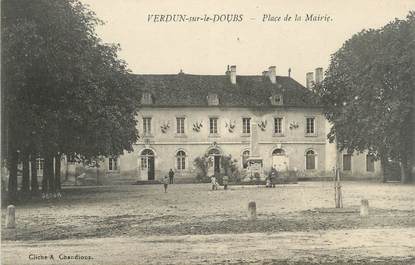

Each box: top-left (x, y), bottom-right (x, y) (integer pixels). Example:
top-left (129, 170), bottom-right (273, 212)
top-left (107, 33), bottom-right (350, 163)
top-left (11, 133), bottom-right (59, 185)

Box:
top-left (44, 155), bottom-right (55, 195)
top-left (379, 153), bottom-right (388, 183)
top-left (55, 154), bottom-right (61, 192)
top-left (65, 158), bottom-right (69, 181)
top-left (400, 154), bottom-right (412, 184)
top-left (21, 149), bottom-right (30, 193)
top-left (7, 149), bottom-right (18, 202)
top-left (30, 153), bottom-right (39, 194)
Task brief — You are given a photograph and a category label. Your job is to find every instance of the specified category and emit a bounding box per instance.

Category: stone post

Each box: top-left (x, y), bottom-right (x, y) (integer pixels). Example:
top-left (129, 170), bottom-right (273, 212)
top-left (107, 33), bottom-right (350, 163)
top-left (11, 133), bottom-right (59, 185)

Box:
top-left (360, 199), bottom-right (369, 217)
top-left (6, 205), bottom-right (16, 229)
top-left (248, 201), bottom-right (256, 220)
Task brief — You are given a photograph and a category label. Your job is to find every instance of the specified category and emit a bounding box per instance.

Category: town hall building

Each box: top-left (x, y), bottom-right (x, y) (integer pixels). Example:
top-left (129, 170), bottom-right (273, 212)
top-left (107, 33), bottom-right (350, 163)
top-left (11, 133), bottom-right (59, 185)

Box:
top-left (99, 65), bottom-right (381, 183)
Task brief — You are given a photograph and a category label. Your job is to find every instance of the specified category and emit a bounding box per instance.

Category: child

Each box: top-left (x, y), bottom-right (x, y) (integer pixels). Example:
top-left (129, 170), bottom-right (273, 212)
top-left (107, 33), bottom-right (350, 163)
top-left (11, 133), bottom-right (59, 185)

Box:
top-left (162, 175), bottom-right (169, 193)
top-left (265, 175), bottom-right (271, 188)
top-left (211, 175), bottom-right (218, 190)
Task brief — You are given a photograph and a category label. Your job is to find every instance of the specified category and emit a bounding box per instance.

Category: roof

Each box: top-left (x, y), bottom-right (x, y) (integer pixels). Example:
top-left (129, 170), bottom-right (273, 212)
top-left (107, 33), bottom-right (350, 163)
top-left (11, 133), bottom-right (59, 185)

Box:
top-left (132, 73), bottom-right (320, 108)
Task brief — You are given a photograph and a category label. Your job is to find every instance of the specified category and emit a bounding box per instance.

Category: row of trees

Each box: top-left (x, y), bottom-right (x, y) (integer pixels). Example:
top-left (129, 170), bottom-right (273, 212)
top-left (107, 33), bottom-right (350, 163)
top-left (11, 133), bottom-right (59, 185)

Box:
top-left (315, 12), bottom-right (415, 183)
top-left (2, 0), bottom-right (140, 202)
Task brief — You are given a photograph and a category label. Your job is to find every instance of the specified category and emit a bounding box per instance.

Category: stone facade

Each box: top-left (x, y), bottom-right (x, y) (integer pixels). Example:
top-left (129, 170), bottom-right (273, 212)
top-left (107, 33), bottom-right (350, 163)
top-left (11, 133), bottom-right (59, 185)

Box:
top-left (72, 66), bottom-right (383, 183)
top-left (108, 108), bottom-right (381, 182)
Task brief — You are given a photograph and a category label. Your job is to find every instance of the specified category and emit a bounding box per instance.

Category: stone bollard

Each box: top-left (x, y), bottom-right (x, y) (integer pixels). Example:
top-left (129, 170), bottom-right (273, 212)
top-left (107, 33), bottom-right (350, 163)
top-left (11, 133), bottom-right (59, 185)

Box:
top-left (6, 205), bottom-right (16, 229)
top-left (360, 199), bottom-right (369, 217)
top-left (248, 201), bottom-right (256, 220)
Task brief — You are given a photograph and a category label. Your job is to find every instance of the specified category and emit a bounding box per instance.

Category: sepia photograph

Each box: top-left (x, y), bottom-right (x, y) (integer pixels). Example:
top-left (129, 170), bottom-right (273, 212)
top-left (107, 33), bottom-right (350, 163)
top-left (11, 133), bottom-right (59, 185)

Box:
top-left (1, 0), bottom-right (415, 264)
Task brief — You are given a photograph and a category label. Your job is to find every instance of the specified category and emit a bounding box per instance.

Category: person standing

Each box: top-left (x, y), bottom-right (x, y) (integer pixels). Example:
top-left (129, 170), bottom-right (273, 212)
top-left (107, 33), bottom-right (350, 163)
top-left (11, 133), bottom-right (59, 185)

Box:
top-left (168, 169), bottom-right (175, 184)
top-left (211, 175), bottom-right (218, 190)
top-left (270, 168), bottom-right (278, 188)
top-left (162, 175), bottom-right (169, 193)
top-left (222, 175), bottom-right (229, 190)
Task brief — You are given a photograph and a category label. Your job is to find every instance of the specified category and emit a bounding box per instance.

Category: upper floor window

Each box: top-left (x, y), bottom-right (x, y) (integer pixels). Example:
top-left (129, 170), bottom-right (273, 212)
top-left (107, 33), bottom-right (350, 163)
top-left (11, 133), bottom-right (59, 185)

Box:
top-left (176, 150), bottom-right (186, 170)
top-left (109, 157), bottom-right (118, 171)
top-left (209, 118), bottom-right (218, 134)
top-left (306, 117), bottom-right (315, 134)
top-left (207, 94), bottom-right (219, 106)
top-left (176, 117), bottom-right (185, 134)
top-left (242, 118), bottom-right (251, 134)
top-left (141, 92), bottom-right (153, 105)
top-left (270, 94), bottom-right (283, 105)
top-left (143, 117), bottom-right (152, 135)
top-left (274, 117), bottom-right (283, 134)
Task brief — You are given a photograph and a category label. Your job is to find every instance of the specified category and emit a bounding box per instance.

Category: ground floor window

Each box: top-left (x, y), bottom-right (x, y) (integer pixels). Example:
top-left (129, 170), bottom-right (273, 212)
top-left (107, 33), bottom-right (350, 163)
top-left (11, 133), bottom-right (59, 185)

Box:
top-left (305, 150), bottom-right (316, 170)
top-left (343, 154), bottom-right (352, 171)
top-left (109, 157), bottom-right (118, 171)
top-left (176, 150), bottom-right (186, 170)
top-left (36, 158), bottom-right (44, 176)
top-left (366, 154), bottom-right (375, 172)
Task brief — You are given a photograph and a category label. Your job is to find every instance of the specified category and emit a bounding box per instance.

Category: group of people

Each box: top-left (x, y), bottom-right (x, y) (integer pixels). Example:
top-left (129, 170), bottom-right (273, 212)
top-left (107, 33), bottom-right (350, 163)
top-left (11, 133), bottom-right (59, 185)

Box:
top-left (210, 175), bottom-right (229, 190)
top-left (162, 167), bottom-right (280, 192)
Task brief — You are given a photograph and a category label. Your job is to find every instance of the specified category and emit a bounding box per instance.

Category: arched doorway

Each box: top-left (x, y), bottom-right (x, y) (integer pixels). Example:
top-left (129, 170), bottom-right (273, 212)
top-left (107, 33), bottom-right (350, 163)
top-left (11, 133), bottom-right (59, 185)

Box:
top-left (208, 148), bottom-right (221, 174)
top-left (140, 149), bottom-right (155, 180)
top-left (241, 150), bottom-right (250, 169)
top-left (272, 148), bottom-right (289, 171)
top-left (305, 150), bottom-right (317, 170)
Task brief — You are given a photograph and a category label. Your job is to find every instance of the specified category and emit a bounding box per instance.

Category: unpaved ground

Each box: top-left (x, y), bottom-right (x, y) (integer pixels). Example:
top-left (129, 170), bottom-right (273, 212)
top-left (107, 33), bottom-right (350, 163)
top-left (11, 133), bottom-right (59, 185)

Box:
top-left (1, 181), bottom-right (415, 264)
top-left (2, 228), bottom-right (415, 264)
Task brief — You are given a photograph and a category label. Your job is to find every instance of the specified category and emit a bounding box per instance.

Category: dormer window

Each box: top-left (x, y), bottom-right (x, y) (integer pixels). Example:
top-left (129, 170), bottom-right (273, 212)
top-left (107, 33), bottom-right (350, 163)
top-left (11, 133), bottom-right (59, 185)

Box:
top-left (207, 94), bottom-right (219, 106)
top-left (141, 92), bottom-right (153, 105)
top-left (270, 94), bottom-right (283, 105)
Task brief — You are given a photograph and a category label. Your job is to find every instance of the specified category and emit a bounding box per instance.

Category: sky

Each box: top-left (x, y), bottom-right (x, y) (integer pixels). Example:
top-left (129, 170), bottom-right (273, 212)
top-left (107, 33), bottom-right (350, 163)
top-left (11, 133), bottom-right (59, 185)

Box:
top-left (81, 0), bottom-right (414, 85)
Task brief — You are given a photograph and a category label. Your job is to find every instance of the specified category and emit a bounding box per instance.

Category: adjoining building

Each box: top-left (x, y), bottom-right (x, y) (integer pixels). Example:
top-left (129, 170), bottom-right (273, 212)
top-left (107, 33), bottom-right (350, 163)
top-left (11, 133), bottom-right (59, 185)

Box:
top-left (92, 65), bottom-right (381, 183)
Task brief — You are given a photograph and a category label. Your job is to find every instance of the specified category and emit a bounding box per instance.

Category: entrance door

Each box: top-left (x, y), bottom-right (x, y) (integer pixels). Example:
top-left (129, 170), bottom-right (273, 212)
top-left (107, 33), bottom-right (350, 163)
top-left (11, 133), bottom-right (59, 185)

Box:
top-left (272, 148), bottom-right (289, 171)
top-left (214, 156), bottom-right (221, 174)
top-left (148, 157), bottom-right (155, 180)
top-left (140, 149), bottom-right (155, 181)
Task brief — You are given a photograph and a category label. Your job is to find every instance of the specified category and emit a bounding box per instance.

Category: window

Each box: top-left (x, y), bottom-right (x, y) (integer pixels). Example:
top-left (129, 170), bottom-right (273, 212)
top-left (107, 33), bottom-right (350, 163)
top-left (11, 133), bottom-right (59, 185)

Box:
top-left (274, 118), bottom-right (283, 134)
top-left (209, 118), bottom-right (218, 134)
top-left (242, 118), bottom-right (251, 134)
top-left (140, 157), bottom-right (148, 170)
top-left (140, 149), bottom-right (154, 170)
top-left (207, 94), bottom-right (219, 105)
top-left (109, 157), bottom-right (118, 171)
top-left (272, 148), bottom-right (285, 156)
top-left (176, 150), bottom-right (186, 170)
top-left (143, 117), bottom-right (152, 135)
top-left (141, 92), bottom-right (153, 105)
top-left (306, 118), bottom-right (315, 134)
top-left (176, 117), bottom-right (185, 134)
top-left (36, 158), bottom-right (44, 171)
top-left (305, 150), bottom-right (316, 170)
top-left (242, 150), bottom-right (250, 169)
top-left (270, 94), bottom-right (283, 105)
top-left (366, 155), bottom-right (375, 172)
top-left (343, 154), bottom-right (352, 171)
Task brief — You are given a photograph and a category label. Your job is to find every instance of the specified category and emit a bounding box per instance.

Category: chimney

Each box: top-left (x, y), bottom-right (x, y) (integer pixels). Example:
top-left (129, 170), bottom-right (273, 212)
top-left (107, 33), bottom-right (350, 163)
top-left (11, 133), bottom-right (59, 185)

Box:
top-left (225, 65), bottom-right (230, 75)
top-left (262, 70), bottom-right (268, 77)
top-left (306, 72), bottom-right (314, 89)
top-left (288, 68), bottom-right (292, 78)
top-left (268, 66), bottom-right (276, 84)
top-left (315, 67), bottom-right (323, 84)
top-left (230, 65), bottom-right (236, 84)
